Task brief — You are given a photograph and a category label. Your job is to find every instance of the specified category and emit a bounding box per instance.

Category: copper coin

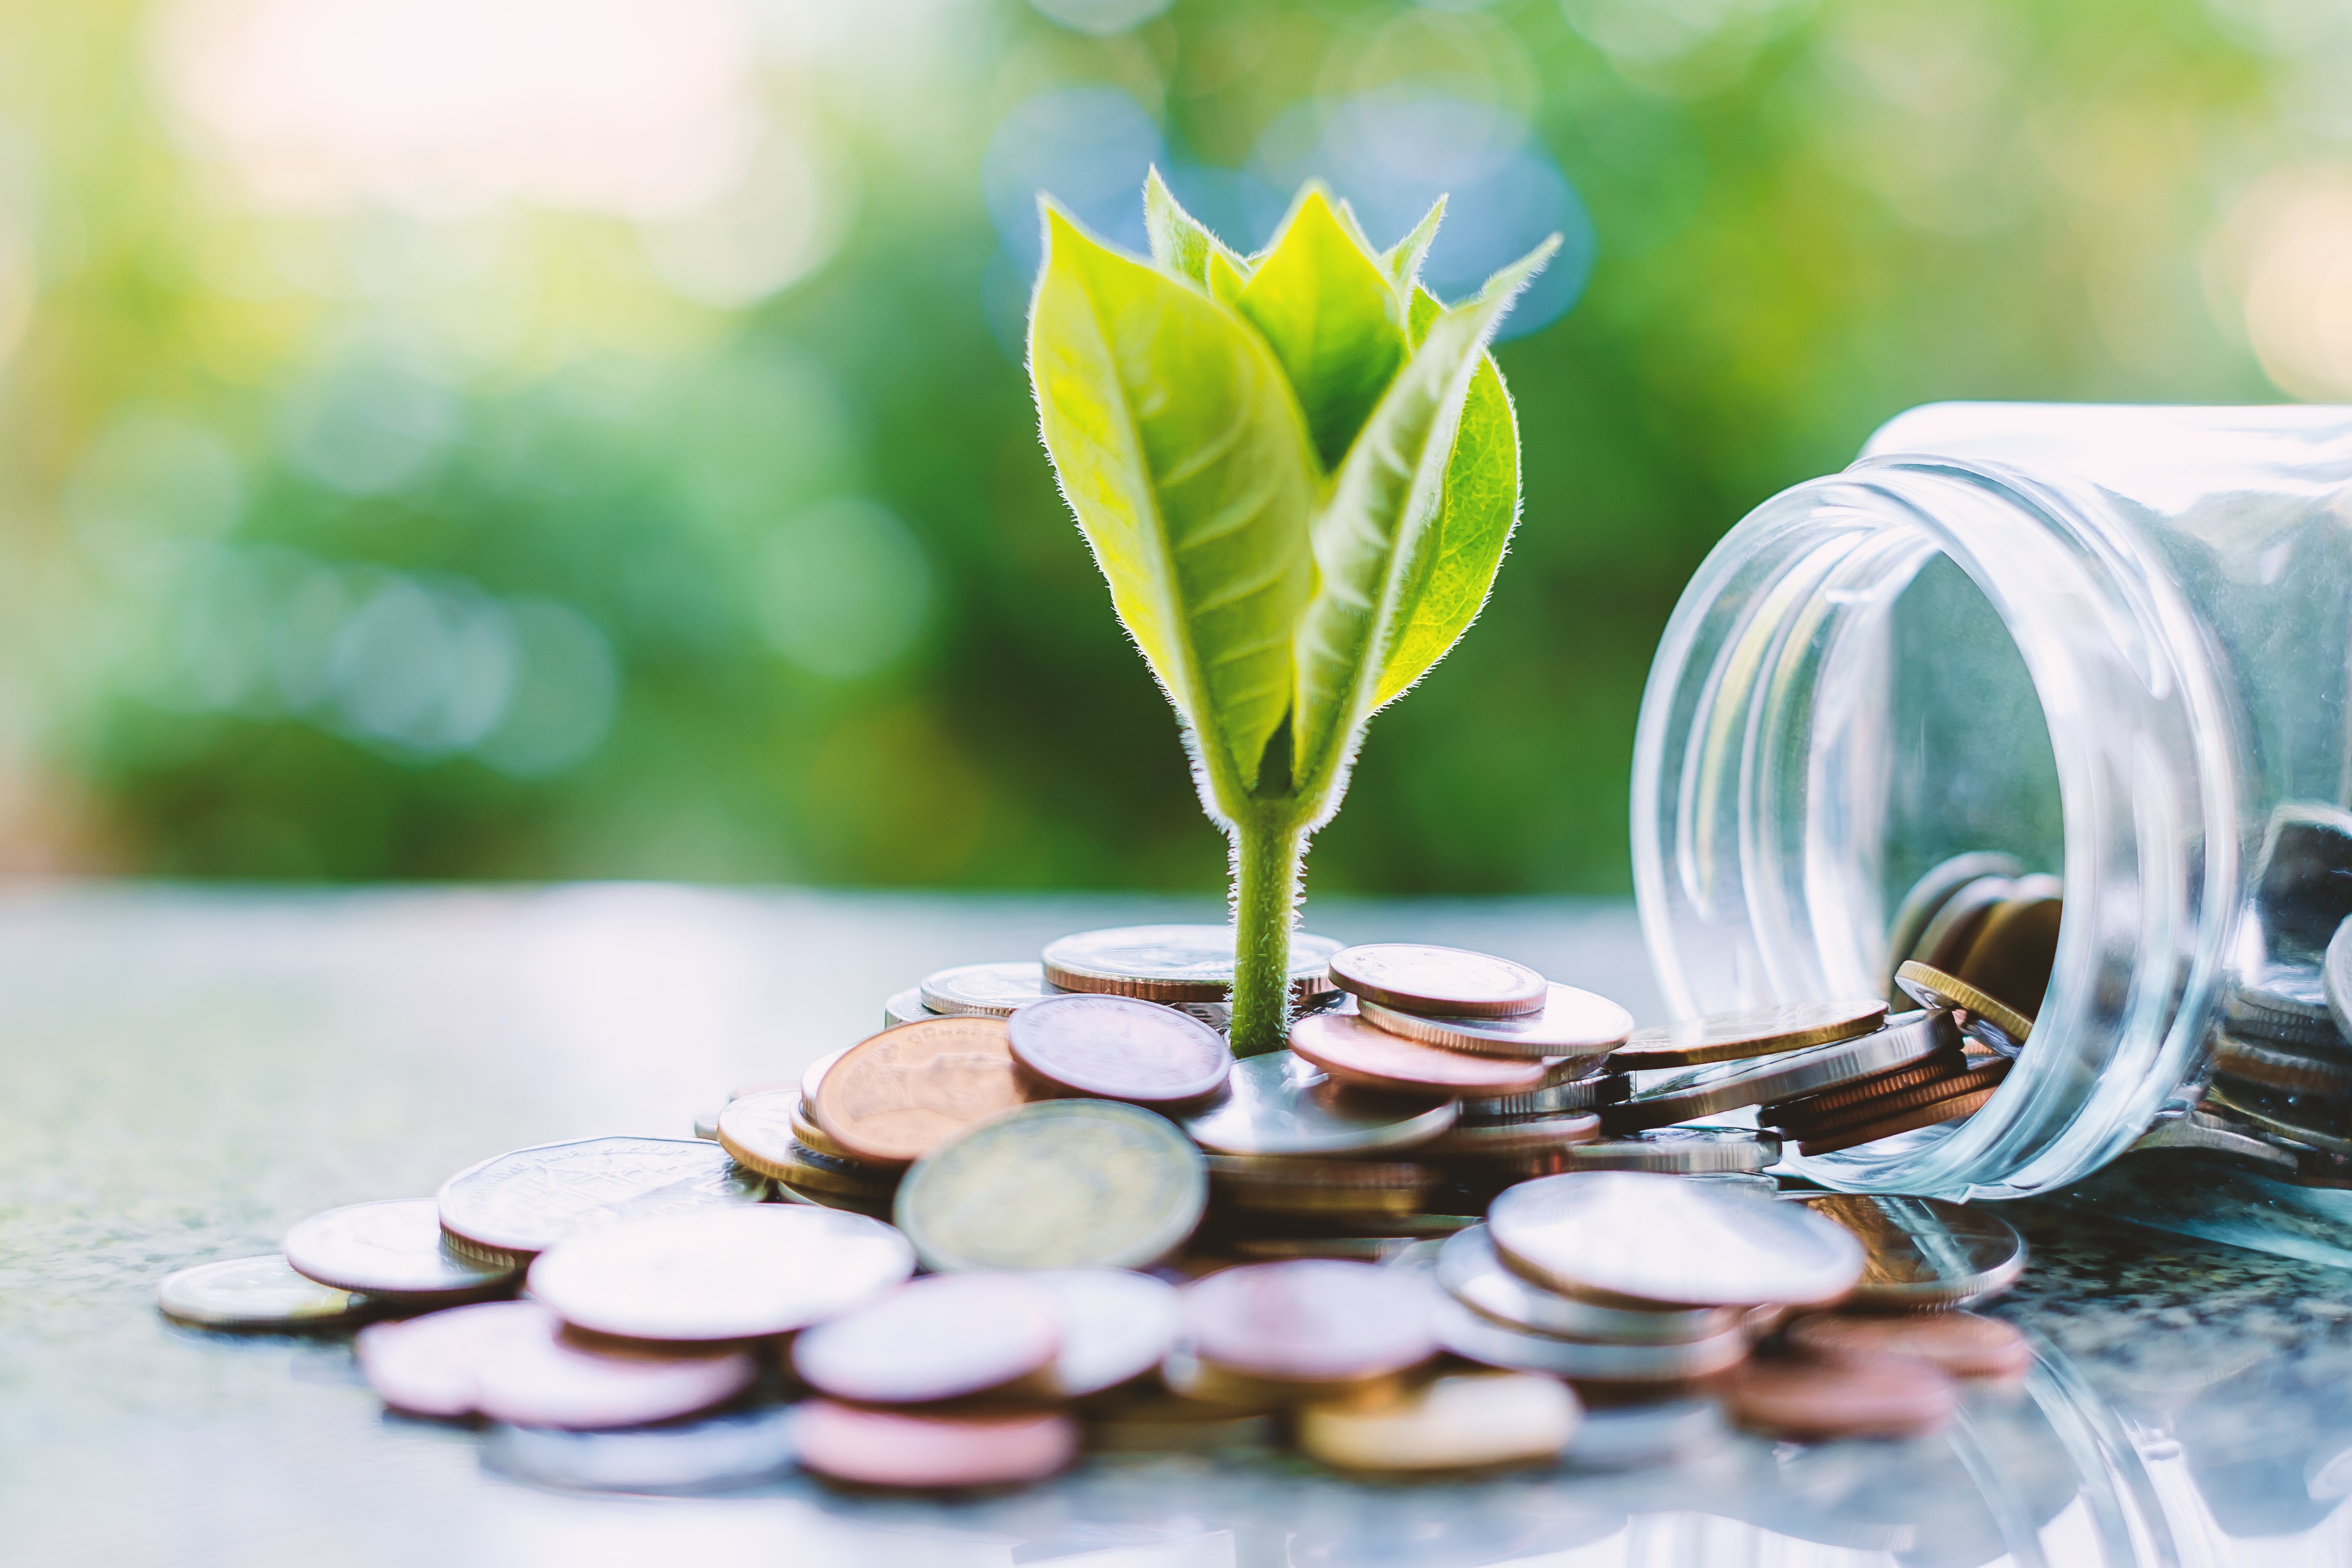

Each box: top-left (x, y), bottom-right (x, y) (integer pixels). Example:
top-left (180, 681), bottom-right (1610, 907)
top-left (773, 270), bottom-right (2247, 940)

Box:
top-left (1288, 1010), bottom-right (1547, 1095)
top-left (1883, 854), bottom-right (2023, 1002)
top-left (1006, 992), bottom-right (1233, 1103)
top-left (810, 1015), bottom-right (1039, 1168)
top-left (1955, 884), bottom-right (2062, 1021)
top-left (476, 1315), bottom-right (758, 1430)
top-left (1726, 1353), bottom-right (1957, 1440)
top-left (1760, 1052), bottom-right (1980, 1126)
top-left (1795, 1081), bottom-right (2003, 1155)
top-left (1775, 1059), bottom-right (2012, 1139)
top-left (1612, 999), bottom-right (1888, 1072)
top-left (1896, 961), bottom-right (2034, 1049)
top-left (357, 1300), bottom-right (549, 1417)
top-left (1787, 1193), bottom-right (2026, 1307)
top-left (792, 1400), bottom-right (1079, 1488)
top-left (1042, 924), bottom-right (1341, 1004)
top-left (1184, 1259), bottom-right (1437, 1384)
top-left (1785, 1311), bottom-right (2031, 1380)
top-left (1357, 984), bottom-right (1632, 1060)
top-left (1608, 1011), bottom-right (1957, 1132)
top-left (1327, 943), bottom-right (1548, 1018)
top-left (792, 1274), bottom-right (1061, 1405)
top-left (788, 1097), bottom-right (852, 1160)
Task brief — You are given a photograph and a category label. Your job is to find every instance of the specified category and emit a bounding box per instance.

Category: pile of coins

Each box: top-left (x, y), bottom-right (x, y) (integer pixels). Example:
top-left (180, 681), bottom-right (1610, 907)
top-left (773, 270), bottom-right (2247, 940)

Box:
top-left (158, 923), bottom-right (2035, 1492)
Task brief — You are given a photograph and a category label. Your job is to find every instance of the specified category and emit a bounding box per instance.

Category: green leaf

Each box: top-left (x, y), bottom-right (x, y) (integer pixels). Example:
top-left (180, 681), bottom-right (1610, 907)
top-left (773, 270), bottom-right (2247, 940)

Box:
top-left (1381, 198), bottom-right (1446, 293)
top-left (1028, 204), bottom-right (1321, 799)
top-left (1231, 186), bottom-right (1410, 472)
top-left (1288, 238), bottom-right (1558, 796)
top-left (1370, 350), bottom-right (1519, 709)
top-left (1207, 248), bottom-right (1249, 307)
top-left (1143, 167), bottom-right (1248, 290)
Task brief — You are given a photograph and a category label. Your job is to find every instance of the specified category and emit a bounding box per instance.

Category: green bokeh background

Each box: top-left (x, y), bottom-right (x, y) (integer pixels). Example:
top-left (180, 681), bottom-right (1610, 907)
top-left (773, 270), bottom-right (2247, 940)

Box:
top-left (0, 0), bottom-right (2325, 894)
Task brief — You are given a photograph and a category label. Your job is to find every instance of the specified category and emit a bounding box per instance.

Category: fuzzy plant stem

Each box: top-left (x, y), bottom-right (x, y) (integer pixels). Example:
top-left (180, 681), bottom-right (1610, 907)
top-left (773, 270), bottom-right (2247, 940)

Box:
top-left (1229, 811), bottom-right (1306, 1056)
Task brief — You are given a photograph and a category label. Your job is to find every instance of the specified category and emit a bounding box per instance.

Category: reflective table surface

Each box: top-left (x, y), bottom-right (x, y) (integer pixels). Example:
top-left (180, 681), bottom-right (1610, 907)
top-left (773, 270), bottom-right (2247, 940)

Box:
top-left (5, 885), bottom-right (2352, 1566)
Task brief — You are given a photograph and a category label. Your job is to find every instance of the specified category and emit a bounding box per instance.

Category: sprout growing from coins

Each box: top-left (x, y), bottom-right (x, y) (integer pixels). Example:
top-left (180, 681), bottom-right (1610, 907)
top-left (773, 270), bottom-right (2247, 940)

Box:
top-left (1027, 172), bottom-right (1558, 1055)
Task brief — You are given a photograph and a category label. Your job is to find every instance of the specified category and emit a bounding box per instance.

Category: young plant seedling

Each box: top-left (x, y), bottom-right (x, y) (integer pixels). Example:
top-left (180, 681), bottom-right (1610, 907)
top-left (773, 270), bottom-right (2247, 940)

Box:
top-left (1027, 172), bottom-right (1556, 1054)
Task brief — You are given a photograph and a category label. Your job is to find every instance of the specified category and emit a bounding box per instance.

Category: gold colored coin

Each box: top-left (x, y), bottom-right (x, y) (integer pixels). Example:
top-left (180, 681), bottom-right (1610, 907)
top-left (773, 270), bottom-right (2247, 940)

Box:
top-left (1205, 1154), bottom-right (1434, 1217)
top-left (1883, 854), bottom-right (2023, 1003)
top-left (1297, 1371), bottom-right (1579, 1472)
top-left (1612, 999), bottom-right (1887, 1072)
top-left (1896, 961), bottom-right (2034, 1049)
top-left (1954, 884), bottom-right (2062, 1021)
top-left (718, 1090), bottom-right (894, 1198)
top-left (810, 1015), bottom-right (1039, 1168)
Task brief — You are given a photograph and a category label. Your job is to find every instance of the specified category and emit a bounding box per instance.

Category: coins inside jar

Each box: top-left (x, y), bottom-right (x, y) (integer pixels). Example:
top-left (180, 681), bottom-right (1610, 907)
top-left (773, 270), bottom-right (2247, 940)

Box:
top-left (1005, 992), bottom-right (1232, 1104)
top-left (1884, 853), bottom-right (2024, 1002)
top-left (437, 1137), bottom-right (767, 1264)
top-left (1610, 998), bottom-right (1888, 1073)
top-left (1042, 924), bottom-right (1341, 1004)
top-left (1325, 943), bottom-right (1549, 1019)
top-left (810, 1015), bottom-right (1038, 1168)
top-left (1896, 961), bottom-right (2034, 1049)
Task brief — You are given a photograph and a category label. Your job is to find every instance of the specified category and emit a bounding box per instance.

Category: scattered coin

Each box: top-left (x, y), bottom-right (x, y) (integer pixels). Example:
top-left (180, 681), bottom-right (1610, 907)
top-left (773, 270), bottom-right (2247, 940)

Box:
top-left (1430, 1226), bottom-right (1740, 1345)
top-left (1787, 1193), bottom-right (2026, 1307)
top-left (157, 1254), bottom-right (375, 1332)
top-left (810, 1015), bottom-right (1039, 1168)
top-left (717, 1091), bottom-right (889, 1189)
top-left (1042, 924), bottom-right (1341, 1004)
top-left (1205, 1153), bottom-right (1433, 1216)
top-left (1430, 1293), bottom-right (1750, 1384)
top-left (1420, 1110), bottom-right (1602, 1158)
top-left (1785, 1310), bottom-right (2032, 1380)
top-left (357, 1299), bottom-right (548, 1417)
top-left (1356, 984), bottom-right (1632, 1060)
top-left (1897, 961), bottom-right (2034, 1048)
top-left (757, 1137), bottom-right (899, 1205)
top-left (792, 1400), bottom-right (1080, 1489)
top-left (1954, 883), bottom-right (2062, 1020)
top-left (1884, 853), bottom-right (2024, 1002)
top-left (1611, 999), bottom-right (1888, 1072)
top-left (1326, 943), bottom-right (1549, 1019)
top-left (788, 1096), bottom-right (853, 1160)
top-left (1179, 1052), bottom-right (1457, 1156)
top-left (1726, 1353), bottom-right (1957, 1440)
top-left (527, 1205), bottom-right (913, 1343)
top-left (1774, 1058), bottom-right (2011, 1141)
top-left (1503, 1126), bottom-right (1781, 1176)
top-left (1006, 992), bottom-right (1233, 1103)
top-left (919, 960), bottom-right (1057, 1017)
top-left (883, 986), bottom-right (937, 1028)
top-left (1490, 1171), bottom-right (1863, 1309)
top-left (284, 1200), bottom-right (519, 1301)
top-left (894, 1099), bottom-right (1207, 1272)
top-left (476, 1311), bottom-right (759, 1429)
top-left (2215, 1032), bottom-right (2352, 1098)
top-left (437, 1137), bottom-right (767, 1264)
top-left (1029, 1268), bottom-right (1182, 1397)
top-left (1297, 1370), bottom-right (1579, 1472)
top-left (1185, 1260), bottom-right (1437, 1384)
top-left (1289, 1010), bottom-right (1548, 1095)
top-left (1460, 1073), bottom-right (1633, 1117)
top-left (1794, 1078), bottom-right (2006, 1155)
top-left (482, 1408), bottom-right (798, 1494)
top-left (793, 1274), bottom-right (1061, 1405)
top-left (1607, 1010), bottom-right (1957, 1132)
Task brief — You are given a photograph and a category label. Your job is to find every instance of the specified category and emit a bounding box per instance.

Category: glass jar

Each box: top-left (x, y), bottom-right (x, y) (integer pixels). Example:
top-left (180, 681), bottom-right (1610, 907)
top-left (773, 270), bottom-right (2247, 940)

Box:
top-left (1633, 402), bottom-right (2352, 1205)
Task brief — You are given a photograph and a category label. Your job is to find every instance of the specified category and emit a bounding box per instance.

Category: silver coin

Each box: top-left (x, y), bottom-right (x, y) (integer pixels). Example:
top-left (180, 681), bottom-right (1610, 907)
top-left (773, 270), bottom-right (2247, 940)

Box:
top-left (484, 1407), bottom-right (798, 1494)
top-left (1328, 943), bottom-right (1549, 1019)
top-left (797, 1047), bottom-right (850, 1105)
top-left (1786, 1192), bottom-right (2027, 1308)
top-left (1421, 1111), bottom-right (1601, 1157)
top-left (691, 1109), bottom-right (720, 1141)
top-left (476, 1316), bottom-right (759, 1430)
top-left (438, 1138), bottom-right (768, 1263)
top-left (157, 1254), bottom-right (374, 1331)
top-left (1178, 1052), bottom-right (1457, 1156)
top-left (1431, 1292), bottom-right (1749, 1383)
top-left (1513, 1126), bottom-right (1781, 1176)
top-left (285, 1200), bottom-right (518, 1299)
top-left (883, 987), bottom-right (939, 1029)
top-left (528, 1205), bottom-right (914, 1343)
top-left (2130, 1107), bottom-right (2302, 1172)
top-left (1006, 992), bottom-right (1233, 1103)
top-left (1607, 1009), bottom-right (1958, 1132)
top-left (792, 1273), bottom-right (1061, 1404)
top-left (1030, 1268), bottom-right (1182, 1397)
top-left (1357, 984), bottom-right (1632, 1060)
top-left (919, 961), bottom-right (1057, 1017)
top-left (357, 1299), bottom-right (547, 1417)
top-left (2234, 961), bottom-right (2344, 1047)
top-left (1042, 924), bottom-right (1342, 1004)
top-left (1489, 1171), bottom-right (1864, 1309)
top-left (1461, 1073), bottom-right (1632, 1119)
top-left (1431, 1227), bottom-right (1739, 1345)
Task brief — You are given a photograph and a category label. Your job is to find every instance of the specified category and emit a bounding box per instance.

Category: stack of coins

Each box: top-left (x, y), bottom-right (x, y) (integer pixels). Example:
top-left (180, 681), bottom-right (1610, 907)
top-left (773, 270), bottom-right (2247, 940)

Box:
top-left (159, 919), bottom-right (2046, 1492)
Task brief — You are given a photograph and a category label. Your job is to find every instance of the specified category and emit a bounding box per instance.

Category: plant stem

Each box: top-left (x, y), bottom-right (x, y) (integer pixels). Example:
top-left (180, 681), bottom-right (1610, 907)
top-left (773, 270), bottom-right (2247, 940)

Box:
top-left (1229, 810), bottom-right (1304, 1057)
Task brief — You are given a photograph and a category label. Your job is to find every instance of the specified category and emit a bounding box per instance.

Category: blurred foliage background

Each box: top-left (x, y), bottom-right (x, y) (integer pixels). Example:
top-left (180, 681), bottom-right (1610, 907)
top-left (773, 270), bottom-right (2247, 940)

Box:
top-left (0, 0), bottom-right (2341, 895)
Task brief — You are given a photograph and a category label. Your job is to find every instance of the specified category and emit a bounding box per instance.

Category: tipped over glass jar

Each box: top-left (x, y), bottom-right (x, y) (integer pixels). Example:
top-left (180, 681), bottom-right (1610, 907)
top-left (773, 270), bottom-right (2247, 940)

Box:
top-left (1632, 402), bottom-right (2352, 1250)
